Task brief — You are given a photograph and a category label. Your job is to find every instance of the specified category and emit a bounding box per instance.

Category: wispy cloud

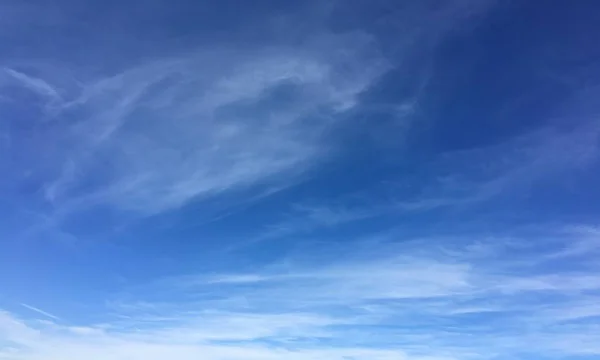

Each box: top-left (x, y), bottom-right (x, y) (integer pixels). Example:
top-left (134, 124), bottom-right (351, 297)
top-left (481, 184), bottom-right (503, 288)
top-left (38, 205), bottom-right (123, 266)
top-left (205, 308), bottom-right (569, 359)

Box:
top-left (20, 304), bottom-right (60, 321)
top-left (2, 1), bottom-right (600, 360)
top-left (2, 68), bottom-right (62, 104)
top-left (35, 36), bottom-right (387, 215)
top-left (2, 225), bottom-right (600, 359)
top-left (246, 120), bottom-right (600, 245)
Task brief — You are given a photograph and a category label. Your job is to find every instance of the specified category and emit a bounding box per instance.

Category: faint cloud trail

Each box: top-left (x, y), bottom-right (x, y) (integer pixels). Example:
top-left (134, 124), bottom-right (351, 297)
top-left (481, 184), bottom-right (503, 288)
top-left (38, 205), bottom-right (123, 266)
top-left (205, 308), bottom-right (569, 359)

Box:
top-left (20, 303), bottom-right (61, 321)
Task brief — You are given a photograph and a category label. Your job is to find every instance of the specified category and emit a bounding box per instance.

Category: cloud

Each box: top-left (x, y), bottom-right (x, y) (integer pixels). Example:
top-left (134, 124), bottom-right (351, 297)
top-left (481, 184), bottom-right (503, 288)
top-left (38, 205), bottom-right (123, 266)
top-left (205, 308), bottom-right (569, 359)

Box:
top-left (33, 35), bottom-right (387, 215)
top-left (243, 119), bottom-right (600, 246)
top-left (177, 260), bottom-right (472, 306)
top-left (1, 0), bottom-right (504, 222)
top-left (2, 68), bottom-right (62, 105)
top-left (2, 1), bottom-right (600, 360)
top-left (20, 304), bottom-right (60, 321)
top-left (3, 225), bottom-right (600, 359)
top-left (546, 225), bottom-right (600, 259)
top-left (406, 122), bottom-right (600, 210)
top-left (0, 311), bottom-right (433, 360)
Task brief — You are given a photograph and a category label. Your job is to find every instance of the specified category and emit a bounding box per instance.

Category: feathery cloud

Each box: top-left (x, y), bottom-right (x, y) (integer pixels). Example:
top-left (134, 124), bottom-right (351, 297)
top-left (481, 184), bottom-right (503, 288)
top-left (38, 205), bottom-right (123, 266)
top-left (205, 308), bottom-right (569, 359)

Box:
top-left (36, 37), bottom-right (387, 215)
top-left (3, 225), bottom-right (600, 359)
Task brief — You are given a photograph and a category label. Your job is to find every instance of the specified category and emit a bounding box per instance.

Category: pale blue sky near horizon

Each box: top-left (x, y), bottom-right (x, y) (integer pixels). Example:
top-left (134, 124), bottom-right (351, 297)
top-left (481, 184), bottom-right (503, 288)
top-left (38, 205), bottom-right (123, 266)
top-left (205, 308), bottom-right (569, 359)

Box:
top-left (1, 1), bottom-right (600, 359)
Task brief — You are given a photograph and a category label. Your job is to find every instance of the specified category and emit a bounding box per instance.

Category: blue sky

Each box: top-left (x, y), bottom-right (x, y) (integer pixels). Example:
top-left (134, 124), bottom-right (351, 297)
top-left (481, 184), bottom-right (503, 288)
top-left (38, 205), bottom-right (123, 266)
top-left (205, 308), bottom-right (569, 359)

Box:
top-left (1, 0), bottom-right (600, 359)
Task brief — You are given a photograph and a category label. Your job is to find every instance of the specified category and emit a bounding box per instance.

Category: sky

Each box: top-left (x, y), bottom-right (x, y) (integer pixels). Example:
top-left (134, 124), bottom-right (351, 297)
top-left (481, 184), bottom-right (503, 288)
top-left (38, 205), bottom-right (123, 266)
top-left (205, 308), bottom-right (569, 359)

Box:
top-left (1, 0), bottom-right (600, 359)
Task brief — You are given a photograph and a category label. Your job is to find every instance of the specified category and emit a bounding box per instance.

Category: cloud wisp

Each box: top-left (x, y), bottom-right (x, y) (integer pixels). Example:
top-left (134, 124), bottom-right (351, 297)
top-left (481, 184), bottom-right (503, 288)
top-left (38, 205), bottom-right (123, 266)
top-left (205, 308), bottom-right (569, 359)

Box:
top-left (2, 68), bottom-right (62, 104)
top-left (243, 118), bottom-right (600, 246)
top-left (3, 225), bottom-right (600, 359)
top-left (29, 37), bottom-right (387, 216)
top-left (0, 31), bottom-right (387, 221)
top-left (19, 304), bottom-right (60, 321)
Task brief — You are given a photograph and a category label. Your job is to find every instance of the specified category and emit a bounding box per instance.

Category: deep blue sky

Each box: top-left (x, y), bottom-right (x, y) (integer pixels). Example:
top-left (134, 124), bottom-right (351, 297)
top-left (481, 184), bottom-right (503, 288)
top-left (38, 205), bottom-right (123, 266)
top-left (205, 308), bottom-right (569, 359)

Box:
top-left (1, 1), bottom-right (600, 359)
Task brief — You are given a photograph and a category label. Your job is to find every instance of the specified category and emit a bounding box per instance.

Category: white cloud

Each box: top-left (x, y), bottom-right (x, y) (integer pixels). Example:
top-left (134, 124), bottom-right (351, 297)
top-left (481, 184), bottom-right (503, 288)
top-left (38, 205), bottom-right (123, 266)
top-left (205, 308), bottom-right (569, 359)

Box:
top-left (174, 260), bottom-right (472, 311)
top-left (37, 36), bottom-right (387, 215)
top-left (0, 310), bottom-right (437, 360)
top-left (235, 119), bottom-right (600, 249)
top-left (20, 304), bottom-right (60, 321)
top-left (3, 226), bottom-right (600, 359)
top-left (0, 311), bottom-right (41, 346)
top-left (2, 68), bottom-right (61, 102)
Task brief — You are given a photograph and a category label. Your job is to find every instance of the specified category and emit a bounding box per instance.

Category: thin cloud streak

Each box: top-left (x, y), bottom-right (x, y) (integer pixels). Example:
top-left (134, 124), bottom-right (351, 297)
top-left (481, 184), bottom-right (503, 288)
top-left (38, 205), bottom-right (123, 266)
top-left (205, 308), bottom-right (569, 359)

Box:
top-left (2, 68), bottom-right (61, 102)
top-left (20, 304), bottom-right (61, 321)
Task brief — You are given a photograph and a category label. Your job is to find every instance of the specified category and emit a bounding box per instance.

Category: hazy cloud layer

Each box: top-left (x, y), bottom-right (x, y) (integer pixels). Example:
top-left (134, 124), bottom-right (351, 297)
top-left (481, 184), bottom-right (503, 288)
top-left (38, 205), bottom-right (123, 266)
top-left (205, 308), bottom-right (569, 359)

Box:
top-left (3, 226), bottom-right (600, 359)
